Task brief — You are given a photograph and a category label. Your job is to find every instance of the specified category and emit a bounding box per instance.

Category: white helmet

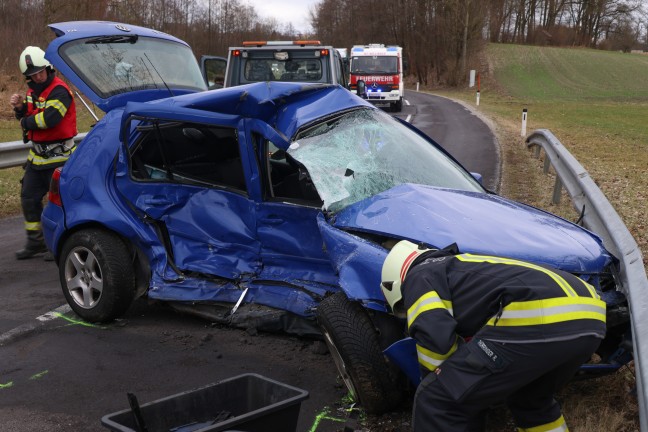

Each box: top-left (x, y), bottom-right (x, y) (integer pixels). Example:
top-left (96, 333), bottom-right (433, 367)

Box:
top-left (19, 46), bottom-right (51, 76)
top-left (381, 240), bottom-right (432, 317)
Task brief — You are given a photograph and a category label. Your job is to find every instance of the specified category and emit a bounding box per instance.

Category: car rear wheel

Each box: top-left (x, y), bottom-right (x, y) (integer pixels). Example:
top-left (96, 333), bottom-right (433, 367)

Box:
top-left (317, 292), bottom-right (405, 414)
top-left (59, 229), bottom-right (136, 323)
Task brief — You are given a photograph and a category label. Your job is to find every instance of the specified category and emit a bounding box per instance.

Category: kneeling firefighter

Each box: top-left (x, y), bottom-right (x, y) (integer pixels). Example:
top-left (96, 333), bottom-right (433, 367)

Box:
top-left (381, 241), bottom-right (606, 432)
top-left (10, 46), bottom-right (77, 260)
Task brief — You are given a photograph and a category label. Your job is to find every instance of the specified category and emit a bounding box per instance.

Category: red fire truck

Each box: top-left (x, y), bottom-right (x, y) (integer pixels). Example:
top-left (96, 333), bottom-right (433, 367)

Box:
top-left (349, 44), bottom-right (404, 112)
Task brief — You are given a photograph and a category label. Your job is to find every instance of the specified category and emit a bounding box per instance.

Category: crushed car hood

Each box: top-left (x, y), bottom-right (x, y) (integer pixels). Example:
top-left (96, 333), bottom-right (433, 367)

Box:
top-left (331, 183), bottom-right (613, 273)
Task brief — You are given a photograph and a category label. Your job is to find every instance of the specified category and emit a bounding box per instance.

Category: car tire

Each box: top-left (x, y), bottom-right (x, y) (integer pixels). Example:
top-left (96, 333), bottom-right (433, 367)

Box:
top-left (59, 229), bottom-right (136, 323)
top-left (317, 292), bottom-right (405, 414)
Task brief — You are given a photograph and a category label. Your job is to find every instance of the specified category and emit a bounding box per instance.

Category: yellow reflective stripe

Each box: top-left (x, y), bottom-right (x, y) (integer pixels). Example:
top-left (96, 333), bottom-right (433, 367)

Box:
top-left (26, 95), bottom-right (33, 103)
top-left (579, 278), bottom-right (600, 299)
top-left (35, 112), bottom-right (47, 129)
top-left (407, 290), bottom-right (453, 326)
top-left (456, 254), bottom-right (578, 297)
top-left (416, 338), bottom-right (459, 371)
top-left (28, 147), bottom-right (76, 165)
top-left (517, 414), bottom-right (568, 432)
top-left (25, 221), bottom-right (41, 231)
top-left (485, 297), bottom-right (606, 326)
top-left (45, 99), bottom-right (67, 117)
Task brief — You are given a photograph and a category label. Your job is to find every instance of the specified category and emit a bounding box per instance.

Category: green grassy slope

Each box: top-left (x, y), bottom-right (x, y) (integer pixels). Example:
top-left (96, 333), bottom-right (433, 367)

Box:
top-left (487, 43), bottom-right (648, 102)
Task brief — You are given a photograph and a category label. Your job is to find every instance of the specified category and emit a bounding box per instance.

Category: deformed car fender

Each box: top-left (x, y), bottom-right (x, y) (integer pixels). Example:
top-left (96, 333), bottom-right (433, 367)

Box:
top-left (317, 213), bottom-right (388, 312)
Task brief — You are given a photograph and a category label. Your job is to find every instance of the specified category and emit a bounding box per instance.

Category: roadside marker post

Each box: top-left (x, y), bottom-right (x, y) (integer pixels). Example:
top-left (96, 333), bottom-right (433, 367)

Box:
top-left (416, 82), bottom-right (419, 92)
top-left (521, 108), bottom-right (528, 137)
top-left (476, 73), bottom-right (480, 106)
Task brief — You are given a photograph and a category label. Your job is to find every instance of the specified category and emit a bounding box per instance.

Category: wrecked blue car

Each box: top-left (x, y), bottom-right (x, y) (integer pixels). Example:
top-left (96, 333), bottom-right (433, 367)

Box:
top-left (42, 21), bottom-right (630, 414)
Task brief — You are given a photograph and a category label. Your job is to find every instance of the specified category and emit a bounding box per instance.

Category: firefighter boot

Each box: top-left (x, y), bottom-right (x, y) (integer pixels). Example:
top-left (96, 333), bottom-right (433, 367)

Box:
top-left (15, 230), bottom-right (48, 260)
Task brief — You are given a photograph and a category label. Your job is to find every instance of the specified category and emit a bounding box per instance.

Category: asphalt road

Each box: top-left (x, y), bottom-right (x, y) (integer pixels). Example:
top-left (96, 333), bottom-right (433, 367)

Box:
top-left (0, 90), bottom-right (498, 432)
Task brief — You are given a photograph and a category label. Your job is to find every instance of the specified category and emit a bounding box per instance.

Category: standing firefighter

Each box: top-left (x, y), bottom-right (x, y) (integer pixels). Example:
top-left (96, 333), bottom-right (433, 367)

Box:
top-left (381, 241), bottom-right (606, 432)
top-left (9, 46), bottom-right (77, 260)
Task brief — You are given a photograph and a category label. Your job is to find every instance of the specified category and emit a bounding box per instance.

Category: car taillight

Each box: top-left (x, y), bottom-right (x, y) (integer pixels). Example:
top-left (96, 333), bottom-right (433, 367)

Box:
top-left (48, 167), bottom-right (62, 206)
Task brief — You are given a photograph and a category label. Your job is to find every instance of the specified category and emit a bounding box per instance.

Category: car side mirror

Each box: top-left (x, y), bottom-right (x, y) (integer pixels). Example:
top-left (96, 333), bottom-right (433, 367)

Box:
top-left (470, 172), bottom-right (483, 185)
top-left (356, 80), bottom-right (367, 99)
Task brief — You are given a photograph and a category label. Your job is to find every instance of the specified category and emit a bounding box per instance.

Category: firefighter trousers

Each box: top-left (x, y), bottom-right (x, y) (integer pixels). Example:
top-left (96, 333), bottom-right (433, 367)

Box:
top-left (20, 163), bottom-right (56, 238)
top-left (412, 335), bottom-right (602, 432)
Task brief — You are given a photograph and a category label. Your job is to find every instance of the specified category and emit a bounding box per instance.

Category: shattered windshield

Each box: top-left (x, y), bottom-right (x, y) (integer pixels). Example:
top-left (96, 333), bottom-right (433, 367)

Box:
top-left (289, 108), bottom-right (484, 212)
top-left (59, 36), bottom-right (207, 98)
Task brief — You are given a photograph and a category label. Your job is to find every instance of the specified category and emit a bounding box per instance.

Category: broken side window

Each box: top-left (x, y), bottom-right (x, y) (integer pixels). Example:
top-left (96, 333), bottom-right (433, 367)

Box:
top-left (129, 121), bottom-right (247, 192)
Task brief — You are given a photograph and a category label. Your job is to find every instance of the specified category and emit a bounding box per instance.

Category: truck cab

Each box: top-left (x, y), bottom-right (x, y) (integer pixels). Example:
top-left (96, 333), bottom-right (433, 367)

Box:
top-left (202, 40), bottom-right (348, 89)
top-left (349, 44), bottom-right (404, 112)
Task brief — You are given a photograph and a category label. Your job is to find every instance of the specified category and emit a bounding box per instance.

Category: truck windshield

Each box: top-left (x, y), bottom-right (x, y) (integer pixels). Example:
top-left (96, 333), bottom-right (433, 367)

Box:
top-left (289, 108), bottom-right (483, 212)
top-left (350, 56), bottom-right (398, 74)
top-left (244, 58), bottom-right (323, 82)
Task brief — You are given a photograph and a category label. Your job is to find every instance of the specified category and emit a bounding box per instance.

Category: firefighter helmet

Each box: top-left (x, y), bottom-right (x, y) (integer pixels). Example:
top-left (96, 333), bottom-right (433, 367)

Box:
top-left (381, 240), bottom-right (433, 317)
top-left (19, 46), bottom-right (51, 76)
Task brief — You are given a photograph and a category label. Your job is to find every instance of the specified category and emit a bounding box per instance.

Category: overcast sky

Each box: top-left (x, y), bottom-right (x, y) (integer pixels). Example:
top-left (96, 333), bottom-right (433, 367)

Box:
top-left (251, 0), bottom-right (320, 34)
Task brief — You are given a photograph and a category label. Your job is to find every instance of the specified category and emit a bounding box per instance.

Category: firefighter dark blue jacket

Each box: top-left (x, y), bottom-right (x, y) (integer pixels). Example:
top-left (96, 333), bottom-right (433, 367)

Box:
top-left (401, 244), bottom-right (607, 374)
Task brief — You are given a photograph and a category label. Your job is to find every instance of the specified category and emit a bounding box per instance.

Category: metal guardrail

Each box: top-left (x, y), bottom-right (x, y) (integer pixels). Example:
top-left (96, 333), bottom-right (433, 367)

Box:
top-left (527, 129), bottom-right (648, 431)
top-left (0, 133), bottom-right (87, 169)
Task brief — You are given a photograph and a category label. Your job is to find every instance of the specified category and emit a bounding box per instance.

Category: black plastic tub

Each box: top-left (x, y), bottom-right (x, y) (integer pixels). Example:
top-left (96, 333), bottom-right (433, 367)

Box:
top-left (101, 373), bottom-right (309, 432)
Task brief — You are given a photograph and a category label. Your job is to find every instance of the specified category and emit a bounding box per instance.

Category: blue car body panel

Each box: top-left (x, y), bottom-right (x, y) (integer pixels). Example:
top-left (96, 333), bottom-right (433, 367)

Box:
top-left (331, 183), bottom-right (612, 274)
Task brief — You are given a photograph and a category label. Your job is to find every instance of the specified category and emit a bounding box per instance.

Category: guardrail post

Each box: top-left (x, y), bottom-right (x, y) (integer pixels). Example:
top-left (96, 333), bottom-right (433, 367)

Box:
top-left (552, 176), bottom-right (562, 204)
top-left (543, 156), bottom-right (551, 174)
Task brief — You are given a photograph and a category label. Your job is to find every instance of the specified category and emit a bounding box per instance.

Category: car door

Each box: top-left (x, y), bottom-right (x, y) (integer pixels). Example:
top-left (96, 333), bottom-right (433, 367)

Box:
top-left (115, 112), bottom-right (260, 281)
top-left (200, 55), bottom-right (228, 89)
top-left (252, 134), bottom-right (338, 286)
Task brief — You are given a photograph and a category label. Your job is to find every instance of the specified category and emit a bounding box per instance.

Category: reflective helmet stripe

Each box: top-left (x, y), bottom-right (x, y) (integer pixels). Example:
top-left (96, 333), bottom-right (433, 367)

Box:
top-left (400, 250), bottom-right (419, 282)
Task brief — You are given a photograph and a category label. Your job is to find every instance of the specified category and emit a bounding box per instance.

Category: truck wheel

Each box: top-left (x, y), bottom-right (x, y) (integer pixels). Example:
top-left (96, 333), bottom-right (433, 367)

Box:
top-left (391, 98), bottom-right (403, 112)
top-left (59, 229), bottom-right (136, 323)
top-left (317, 292), bottom-right (405, 414)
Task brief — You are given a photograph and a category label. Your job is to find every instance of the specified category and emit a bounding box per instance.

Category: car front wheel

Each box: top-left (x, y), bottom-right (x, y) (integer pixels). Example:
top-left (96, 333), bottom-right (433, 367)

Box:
top-left (59, 229), bottom-right (136, 323)
top-left (317, 292), bottom-right (405, 414)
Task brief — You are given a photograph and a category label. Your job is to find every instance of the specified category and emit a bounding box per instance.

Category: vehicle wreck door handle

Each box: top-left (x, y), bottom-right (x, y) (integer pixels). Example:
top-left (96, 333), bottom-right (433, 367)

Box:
top-left (142, 197), bottom-right (173, 206)
top-left (260, 216), bottom-right (284, 225)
